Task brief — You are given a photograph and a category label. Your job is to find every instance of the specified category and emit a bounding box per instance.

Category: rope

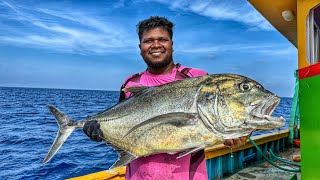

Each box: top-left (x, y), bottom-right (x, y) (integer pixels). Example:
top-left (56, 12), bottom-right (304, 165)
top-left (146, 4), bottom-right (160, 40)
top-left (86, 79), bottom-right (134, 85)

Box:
top-left (249, 138), bottom-right (301, 173)
top-left (269, 148), bottom-right (301, 167)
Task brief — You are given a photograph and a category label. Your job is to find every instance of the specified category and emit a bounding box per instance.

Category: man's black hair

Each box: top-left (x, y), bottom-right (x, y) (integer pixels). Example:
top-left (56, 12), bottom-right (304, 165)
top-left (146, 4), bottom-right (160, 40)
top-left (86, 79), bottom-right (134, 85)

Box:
top-left (137, 16), bottom-right (174, 42)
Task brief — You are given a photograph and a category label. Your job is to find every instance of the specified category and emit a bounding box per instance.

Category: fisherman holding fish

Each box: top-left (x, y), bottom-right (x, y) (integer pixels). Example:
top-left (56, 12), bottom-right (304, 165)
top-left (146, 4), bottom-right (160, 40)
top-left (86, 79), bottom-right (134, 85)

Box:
top-left (44, 16), bottom-right (284, 180)
top-left (83, 16), bottom-right (250, 180)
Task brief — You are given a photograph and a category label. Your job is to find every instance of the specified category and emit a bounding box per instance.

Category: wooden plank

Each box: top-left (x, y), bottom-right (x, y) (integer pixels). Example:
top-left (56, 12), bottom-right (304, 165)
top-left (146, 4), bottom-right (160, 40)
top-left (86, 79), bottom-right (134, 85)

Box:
top-left (67, 166), bottom-right (126, 180)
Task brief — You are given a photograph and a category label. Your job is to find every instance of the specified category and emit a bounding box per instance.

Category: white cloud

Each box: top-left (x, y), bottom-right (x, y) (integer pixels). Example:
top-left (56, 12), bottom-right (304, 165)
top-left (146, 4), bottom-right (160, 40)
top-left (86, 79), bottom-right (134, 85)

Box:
top-left (0, 0), bottom-right (136, 54)
top-left (36, 8), bottom-right (124, 36)
top-left (147, 0), bottom-right (274, 31)
top-left (0, 0), bottom-right (280, 55)
top-left (176, 43), bottom-right (297, 56)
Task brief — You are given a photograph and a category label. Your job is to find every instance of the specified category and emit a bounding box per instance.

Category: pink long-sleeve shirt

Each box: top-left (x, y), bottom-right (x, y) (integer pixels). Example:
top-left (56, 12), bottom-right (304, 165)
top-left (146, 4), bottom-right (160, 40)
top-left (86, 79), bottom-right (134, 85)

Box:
top-left (121, 64), bottom-right (208, 180)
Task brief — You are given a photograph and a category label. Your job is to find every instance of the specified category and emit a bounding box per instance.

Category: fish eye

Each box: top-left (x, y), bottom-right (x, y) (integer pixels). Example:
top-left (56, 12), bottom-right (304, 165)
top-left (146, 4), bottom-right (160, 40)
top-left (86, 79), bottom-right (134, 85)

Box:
top-left (239, 82), bottom-right (252, 92)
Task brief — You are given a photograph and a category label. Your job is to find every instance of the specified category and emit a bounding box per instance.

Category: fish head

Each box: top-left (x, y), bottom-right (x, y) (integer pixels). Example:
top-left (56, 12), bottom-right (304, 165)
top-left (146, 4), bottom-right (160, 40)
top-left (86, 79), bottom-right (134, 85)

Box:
top-left (197, 74), bottom-right (285, 139)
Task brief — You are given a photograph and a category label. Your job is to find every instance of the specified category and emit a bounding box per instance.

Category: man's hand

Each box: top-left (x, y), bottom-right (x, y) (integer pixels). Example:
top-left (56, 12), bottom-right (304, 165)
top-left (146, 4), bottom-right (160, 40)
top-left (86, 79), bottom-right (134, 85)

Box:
top-left (223, 133), bottom-right (252, 148)
top-left (83, 120), bottom-right (104, 142)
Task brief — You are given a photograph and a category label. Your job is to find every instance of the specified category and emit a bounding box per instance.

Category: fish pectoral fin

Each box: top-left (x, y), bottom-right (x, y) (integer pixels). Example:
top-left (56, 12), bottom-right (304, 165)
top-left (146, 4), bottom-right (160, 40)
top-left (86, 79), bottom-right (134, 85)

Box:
top-left (110, 150), bottom-right (136, 169)
top-left (122, 86), bottom-right (151, 94)
top-left (177, 146), bottom-right (205, 159)
top-left (124, 112), bottom-right (198, 137)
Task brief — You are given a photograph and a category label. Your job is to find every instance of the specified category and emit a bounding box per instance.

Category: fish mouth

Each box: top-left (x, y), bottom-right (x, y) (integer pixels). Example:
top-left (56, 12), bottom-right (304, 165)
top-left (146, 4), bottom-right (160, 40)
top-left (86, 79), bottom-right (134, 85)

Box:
top-left (249, 96), bottom-right (285, 129)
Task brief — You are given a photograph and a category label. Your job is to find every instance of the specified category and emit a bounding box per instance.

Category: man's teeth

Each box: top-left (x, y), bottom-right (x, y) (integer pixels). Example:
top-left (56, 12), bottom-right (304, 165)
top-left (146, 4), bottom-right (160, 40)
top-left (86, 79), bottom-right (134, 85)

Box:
top-left (150, 52), bottom-right (162, 55)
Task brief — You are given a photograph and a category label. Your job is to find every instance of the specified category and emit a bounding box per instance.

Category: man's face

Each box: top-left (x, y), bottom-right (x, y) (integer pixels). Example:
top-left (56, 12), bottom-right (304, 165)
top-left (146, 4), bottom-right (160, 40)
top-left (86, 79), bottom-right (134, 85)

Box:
top-left (139, 27), bottom-right (174, 68)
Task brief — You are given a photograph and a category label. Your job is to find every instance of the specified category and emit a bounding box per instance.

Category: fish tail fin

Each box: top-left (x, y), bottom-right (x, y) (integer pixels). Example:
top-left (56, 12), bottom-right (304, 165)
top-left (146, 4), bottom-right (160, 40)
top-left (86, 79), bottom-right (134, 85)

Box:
top-left (42, 105), bottom-right (78, 164)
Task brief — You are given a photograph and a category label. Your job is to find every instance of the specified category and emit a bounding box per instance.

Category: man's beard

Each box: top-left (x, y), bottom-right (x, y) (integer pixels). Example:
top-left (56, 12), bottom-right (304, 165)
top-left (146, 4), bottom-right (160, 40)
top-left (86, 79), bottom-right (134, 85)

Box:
top-left (144, 57), bottom-right (173, 69)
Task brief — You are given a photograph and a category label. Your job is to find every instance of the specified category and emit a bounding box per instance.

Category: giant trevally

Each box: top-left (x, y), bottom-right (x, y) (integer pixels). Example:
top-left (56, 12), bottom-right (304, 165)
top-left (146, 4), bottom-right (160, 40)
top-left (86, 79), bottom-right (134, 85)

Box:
top-left (43, 74), bottom-right (285, 169)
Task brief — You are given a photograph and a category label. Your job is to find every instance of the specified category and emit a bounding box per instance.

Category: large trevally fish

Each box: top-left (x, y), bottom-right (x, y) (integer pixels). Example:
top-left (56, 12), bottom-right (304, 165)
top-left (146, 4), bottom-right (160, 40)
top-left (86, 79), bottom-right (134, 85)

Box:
top-left (43, 74), bottom-right (285, 169)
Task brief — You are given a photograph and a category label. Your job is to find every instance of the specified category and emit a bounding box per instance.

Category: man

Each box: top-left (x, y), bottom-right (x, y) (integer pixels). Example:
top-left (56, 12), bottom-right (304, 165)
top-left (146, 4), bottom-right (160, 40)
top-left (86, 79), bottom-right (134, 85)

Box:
top-left (84, 16), bottom-right (249, 180)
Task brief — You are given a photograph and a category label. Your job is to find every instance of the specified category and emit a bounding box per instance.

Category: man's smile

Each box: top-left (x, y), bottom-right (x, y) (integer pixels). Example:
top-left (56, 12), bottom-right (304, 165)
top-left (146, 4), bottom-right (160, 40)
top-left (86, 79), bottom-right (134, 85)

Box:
top-left (149, 51), bottom-right (164, 56)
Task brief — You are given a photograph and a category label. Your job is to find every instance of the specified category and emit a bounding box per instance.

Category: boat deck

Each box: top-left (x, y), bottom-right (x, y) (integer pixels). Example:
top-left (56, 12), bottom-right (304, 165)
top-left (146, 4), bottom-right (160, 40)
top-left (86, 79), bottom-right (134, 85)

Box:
top-left (223, 147), bottom-right (300, 180)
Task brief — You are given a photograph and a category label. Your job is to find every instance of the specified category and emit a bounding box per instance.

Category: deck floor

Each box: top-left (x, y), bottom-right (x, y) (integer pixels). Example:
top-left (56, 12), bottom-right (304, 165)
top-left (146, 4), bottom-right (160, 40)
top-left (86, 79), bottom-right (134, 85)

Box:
top-left (223, 148), bottom-right (301, 180)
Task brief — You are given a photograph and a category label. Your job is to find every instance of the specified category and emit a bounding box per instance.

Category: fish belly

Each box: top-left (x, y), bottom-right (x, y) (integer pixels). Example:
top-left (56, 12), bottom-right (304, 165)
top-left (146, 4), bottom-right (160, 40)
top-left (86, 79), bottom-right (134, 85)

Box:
top-left (102, 121), bottom-right (221, 157)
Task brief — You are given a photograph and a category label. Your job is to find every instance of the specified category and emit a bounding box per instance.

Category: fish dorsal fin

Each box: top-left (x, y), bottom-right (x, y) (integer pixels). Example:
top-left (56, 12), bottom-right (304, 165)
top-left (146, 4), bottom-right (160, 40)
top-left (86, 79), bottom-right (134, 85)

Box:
top-left (124, 112), bottom-right (198, 137)
top-left (177, 146), bottom-right (205, 159)
top-left (103, 140), bottom-right (137, 169)
top-left (122, 86), bottom-right (150, 94)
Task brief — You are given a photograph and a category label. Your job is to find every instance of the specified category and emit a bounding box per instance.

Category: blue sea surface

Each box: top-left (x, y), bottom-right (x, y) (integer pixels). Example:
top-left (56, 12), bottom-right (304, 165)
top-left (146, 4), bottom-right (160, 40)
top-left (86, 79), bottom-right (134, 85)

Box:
top-left (0, 87), bottom-right (293, 180)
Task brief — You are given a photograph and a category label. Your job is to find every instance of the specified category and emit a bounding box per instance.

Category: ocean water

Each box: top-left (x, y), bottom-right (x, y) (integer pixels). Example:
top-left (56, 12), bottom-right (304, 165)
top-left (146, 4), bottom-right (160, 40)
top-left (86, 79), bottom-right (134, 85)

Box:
top-left (0, 87), bottom-right (293, 180)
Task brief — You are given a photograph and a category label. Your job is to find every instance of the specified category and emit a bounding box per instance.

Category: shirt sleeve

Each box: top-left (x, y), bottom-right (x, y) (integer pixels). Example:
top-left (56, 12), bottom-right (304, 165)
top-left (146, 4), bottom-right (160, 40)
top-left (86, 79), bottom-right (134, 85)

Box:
top-left (119, 76), bottom-right (135, 102)
top-left (187, 68), bottom-right (208, 77)
top-left (120, 74), bottom-right (143, 100)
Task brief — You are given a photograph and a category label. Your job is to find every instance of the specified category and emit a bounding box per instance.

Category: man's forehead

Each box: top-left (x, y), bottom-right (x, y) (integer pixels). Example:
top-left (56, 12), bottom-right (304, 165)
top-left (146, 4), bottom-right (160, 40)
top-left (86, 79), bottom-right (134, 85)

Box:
top-left (142, 27), bottom-right (170, 38)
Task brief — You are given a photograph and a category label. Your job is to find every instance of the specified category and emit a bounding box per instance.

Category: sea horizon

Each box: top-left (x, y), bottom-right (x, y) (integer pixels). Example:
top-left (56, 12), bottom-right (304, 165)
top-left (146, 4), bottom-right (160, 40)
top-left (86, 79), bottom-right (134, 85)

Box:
top-left (0, 86), bottom-right (119, 93)
top-left (0, 86), bottom-right (294, 99)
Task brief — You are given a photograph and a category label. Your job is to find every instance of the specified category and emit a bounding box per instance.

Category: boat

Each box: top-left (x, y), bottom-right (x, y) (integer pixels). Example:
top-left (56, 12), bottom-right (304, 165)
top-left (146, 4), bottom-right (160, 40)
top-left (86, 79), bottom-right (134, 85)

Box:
top-left (69, 0), bottom-right (320, 179)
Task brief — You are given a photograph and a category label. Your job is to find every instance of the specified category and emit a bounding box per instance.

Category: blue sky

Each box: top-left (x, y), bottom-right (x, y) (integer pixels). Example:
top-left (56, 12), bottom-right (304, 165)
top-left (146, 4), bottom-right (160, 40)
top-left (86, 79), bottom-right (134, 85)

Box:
top-left (0, 0), bottom-right (297, 97)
